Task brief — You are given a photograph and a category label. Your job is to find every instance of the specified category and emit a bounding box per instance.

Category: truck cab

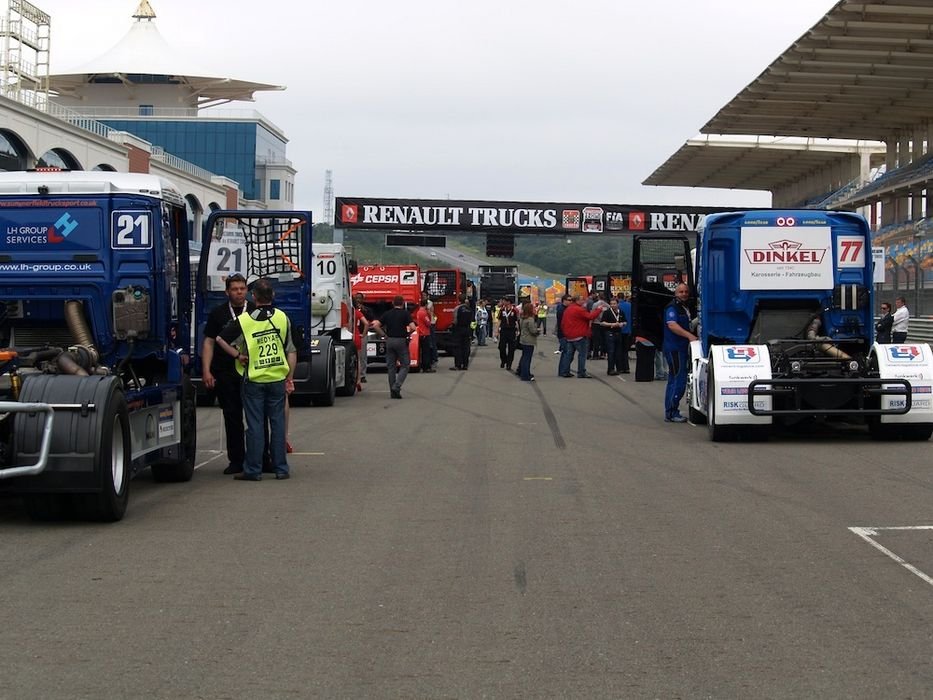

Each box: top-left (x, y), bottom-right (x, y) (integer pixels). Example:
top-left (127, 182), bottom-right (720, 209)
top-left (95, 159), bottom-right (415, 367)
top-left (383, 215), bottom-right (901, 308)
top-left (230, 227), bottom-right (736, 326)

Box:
top-left (687, 210), bottom-right (933, 441)
top-left (194, 211), bottom-right (358, 408)
top-left (0, 171), bottom-right (198, 520)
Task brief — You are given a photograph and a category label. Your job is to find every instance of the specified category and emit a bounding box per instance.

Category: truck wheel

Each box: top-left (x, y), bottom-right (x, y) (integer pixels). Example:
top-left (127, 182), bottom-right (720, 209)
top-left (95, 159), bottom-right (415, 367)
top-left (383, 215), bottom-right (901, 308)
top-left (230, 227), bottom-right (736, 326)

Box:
top-left (871, 421), bottom-right (933, 442)
top-left (706, 363), bottom-right (734, 442)
top-left (311, 344), bottom-right (337, 407)
top-left (23, 494), bottom-right (70, 521)
top-left (17, 375), bottom-right (130, 522)
top-left (76, 381), bottom-right (131, 522)
top-left (335, 344), bottom-right (358, 397)
top-left (903, 424), bottom-right (933, 441)
top-left (151, 377), bottom-right (197, 482)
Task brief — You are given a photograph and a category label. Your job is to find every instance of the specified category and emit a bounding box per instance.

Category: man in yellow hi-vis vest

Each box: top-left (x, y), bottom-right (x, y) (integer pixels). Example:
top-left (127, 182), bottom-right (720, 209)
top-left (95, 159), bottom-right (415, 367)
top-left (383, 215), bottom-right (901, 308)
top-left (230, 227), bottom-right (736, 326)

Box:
top-left (216, 278), bottom-right (296, 481)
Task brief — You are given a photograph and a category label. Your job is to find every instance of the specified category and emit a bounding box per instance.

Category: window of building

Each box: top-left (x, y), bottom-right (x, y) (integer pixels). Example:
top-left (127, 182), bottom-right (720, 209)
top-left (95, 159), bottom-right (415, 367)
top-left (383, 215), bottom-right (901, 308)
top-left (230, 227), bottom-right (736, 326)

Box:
top-left (270, 179), bottom-right (281, 200)
top-left (139, 104), bottom-right (154, 116)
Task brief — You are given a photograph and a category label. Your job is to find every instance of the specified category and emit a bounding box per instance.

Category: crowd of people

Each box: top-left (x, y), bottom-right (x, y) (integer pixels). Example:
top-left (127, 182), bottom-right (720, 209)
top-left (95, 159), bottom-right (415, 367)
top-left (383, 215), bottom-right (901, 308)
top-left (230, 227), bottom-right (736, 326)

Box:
top-left (203, 276), bottom-right (921, 477)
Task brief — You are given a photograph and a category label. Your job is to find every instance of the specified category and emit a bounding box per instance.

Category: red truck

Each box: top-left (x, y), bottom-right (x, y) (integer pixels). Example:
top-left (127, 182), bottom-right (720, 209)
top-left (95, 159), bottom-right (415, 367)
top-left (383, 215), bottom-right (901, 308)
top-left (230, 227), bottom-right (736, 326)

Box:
top-left (352, 265), bottom-right (422, 370)
top-left (423, 267), bottom-right (471, 355)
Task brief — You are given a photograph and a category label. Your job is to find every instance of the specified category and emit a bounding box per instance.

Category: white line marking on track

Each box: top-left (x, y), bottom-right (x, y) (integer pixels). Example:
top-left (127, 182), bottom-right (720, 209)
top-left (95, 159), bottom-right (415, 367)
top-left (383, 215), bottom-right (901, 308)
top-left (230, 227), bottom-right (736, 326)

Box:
top-left (194, 452), bottom-right (224, 471)
top-left (849, 526), bottom-right (933, 588)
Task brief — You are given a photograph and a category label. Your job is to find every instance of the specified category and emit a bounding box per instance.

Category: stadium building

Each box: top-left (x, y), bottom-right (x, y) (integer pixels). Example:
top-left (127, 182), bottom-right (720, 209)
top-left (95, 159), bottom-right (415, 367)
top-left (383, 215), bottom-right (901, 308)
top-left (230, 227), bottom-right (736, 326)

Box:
top-left (0, 0), bottom-right (294, 238)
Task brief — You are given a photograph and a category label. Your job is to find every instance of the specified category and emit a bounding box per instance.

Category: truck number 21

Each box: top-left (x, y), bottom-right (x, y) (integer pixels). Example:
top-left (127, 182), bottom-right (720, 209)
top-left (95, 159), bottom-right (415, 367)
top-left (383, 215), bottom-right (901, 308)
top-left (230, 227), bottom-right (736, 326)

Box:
top-left (112, 211), bottom-right (151, 249)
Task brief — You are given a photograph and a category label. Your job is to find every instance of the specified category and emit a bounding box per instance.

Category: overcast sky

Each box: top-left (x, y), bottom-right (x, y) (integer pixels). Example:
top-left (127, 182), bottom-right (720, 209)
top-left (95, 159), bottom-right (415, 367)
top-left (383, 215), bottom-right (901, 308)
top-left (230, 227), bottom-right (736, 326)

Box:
top-left (39, 0), bottom-right (838, 219)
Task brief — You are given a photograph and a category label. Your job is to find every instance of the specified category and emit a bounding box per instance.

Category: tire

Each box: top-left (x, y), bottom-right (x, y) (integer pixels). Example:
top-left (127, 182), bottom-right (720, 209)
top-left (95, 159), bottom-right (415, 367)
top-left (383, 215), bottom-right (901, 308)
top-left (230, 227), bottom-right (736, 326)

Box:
top-left (871, 421), bottom-right (933, 442)
top-left (706, 362), bottom-right (734, 442)
top-left (335, 344), bottom-right (358, 397)
top-left (688, 402), bottom-right (706, 425)
top-left (311, 344), bottom-right (337, 407)
top-left (16, 375), bottom-right (130, 522)
top-left (151, 377), bottom-right (197, 482)
top-left (82, 388), bottom-right (131, 521)
top-left (23, 494), bottom-right (70, 521)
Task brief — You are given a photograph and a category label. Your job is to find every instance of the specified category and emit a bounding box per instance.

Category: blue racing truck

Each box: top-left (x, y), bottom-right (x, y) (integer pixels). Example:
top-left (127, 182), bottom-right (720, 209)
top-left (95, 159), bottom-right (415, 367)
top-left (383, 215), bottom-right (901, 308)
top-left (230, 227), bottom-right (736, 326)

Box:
top-left (193, 210), bottom-right (358, 407)
top-left (0, 171), bottom-right (197, 520)
top-left (683, 209), bottom-right (933, 441)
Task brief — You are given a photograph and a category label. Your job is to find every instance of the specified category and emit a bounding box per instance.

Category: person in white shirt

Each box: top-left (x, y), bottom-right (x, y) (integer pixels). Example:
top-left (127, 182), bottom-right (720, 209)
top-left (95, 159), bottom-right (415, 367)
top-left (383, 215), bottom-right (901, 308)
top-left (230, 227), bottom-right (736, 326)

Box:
top-left (892, 295), bottom-right (910, 343)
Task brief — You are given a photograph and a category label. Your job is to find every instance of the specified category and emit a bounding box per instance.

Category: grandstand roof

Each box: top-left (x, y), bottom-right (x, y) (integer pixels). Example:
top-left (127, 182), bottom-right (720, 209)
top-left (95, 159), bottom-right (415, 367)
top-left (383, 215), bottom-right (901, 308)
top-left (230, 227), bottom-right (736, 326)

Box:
top-left (701, 0), bottom-right (933, 141)
top-left (49, 4), bottom-right (283, 106)
top-left (643, 135), bottom-right (886, 191)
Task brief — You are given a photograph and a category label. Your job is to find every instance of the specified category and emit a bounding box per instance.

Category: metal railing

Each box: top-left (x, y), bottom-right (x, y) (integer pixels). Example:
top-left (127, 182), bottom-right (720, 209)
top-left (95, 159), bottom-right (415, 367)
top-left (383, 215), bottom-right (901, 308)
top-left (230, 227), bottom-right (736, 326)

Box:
top-left (150, 147), bottom-right (215, 181)
top-left (909, 317), bottom-right (933, 344)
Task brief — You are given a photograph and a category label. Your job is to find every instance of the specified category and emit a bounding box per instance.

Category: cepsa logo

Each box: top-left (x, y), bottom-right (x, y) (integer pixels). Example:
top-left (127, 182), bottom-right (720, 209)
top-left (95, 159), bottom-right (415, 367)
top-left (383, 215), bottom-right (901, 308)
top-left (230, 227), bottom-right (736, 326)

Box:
top-left (5, 212), bottom-right (78, 245)
top-left (340, 204), bottom-right (359, 224)
top-left (744, 239), bottom-right (826, 264)
top-left (724, 346), bottom-right (758, 363)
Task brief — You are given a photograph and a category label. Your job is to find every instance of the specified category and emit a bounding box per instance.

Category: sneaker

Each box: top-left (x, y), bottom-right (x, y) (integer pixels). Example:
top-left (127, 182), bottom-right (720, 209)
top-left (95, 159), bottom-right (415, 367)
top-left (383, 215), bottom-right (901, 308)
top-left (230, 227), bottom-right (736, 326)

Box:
top-left (664, 413), bottom-right (687, 423)
top-left (577, 373), bottom-right (594, 379)
top-left (390, 389), bottom-right (402, 399)
top-left (223, 464), bottom-right (243, 475)
top-left (275, 472), bottom-right (290, 480)
top-left (560, 373), bottom-right (574, 378)
top-left (553, 350), bottom-right (561, 355)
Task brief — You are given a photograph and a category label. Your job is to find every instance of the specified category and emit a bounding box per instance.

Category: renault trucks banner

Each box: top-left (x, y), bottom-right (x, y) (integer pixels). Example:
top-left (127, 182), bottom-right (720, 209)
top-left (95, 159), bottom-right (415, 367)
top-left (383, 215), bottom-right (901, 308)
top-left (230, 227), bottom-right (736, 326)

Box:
top-left (335, 197), bottom-right (740, 235)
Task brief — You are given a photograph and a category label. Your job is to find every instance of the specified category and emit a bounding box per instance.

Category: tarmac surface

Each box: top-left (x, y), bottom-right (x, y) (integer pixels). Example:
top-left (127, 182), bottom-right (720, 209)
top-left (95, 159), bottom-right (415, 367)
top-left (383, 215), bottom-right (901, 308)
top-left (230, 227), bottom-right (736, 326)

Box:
top-left (2, 332), bottom-right (932, 698)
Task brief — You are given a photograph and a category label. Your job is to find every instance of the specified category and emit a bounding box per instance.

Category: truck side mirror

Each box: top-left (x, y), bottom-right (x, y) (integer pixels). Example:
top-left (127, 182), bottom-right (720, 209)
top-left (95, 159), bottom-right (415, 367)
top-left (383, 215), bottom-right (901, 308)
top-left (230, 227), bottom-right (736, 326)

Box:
top-left (348, 259), bottom-right (358, 274)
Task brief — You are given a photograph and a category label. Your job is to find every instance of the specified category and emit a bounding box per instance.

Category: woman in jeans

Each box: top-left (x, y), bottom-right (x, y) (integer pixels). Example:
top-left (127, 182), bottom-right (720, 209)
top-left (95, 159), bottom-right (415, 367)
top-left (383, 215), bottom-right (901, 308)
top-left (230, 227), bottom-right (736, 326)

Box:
top-left (518, 302), bottom-right (540, 381)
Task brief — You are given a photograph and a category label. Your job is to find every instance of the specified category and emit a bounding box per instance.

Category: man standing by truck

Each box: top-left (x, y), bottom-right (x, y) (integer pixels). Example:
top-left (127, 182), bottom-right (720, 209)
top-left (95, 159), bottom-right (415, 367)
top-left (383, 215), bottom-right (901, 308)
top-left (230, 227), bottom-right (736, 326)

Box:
top-left (662, 283), bottom-right (697, 423)
top-left (892, 295), bottom-right (910, 343)
top-left (201, 273), bottom-right (252, 475)
top-left (216, 278), bottom-right (297, 480)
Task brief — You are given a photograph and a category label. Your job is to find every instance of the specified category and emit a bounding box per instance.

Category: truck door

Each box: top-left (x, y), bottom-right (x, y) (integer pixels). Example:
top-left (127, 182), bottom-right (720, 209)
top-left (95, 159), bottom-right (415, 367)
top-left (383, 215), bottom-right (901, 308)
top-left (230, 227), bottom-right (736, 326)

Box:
top-left (631, 235), bottom-right (696, 347)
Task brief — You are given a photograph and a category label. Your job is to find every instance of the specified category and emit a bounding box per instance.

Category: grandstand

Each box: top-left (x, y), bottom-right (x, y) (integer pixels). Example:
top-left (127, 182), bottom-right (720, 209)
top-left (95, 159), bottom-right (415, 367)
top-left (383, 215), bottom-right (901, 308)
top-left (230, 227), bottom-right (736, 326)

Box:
top-left (645, 0), bottom-right (933, 318)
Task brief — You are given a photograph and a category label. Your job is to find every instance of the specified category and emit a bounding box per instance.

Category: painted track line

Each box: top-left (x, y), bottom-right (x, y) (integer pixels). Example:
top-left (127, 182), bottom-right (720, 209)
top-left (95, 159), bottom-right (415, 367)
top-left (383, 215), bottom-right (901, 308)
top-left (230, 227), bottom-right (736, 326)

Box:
top-left (849, 526), bottom-right (933, 588)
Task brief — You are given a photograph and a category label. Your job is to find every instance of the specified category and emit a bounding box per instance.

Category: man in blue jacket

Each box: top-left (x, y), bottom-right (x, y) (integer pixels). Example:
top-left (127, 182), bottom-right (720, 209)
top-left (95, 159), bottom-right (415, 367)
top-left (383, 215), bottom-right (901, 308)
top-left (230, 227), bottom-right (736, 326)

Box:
top-left (662, 284), bottom-right (697, 423)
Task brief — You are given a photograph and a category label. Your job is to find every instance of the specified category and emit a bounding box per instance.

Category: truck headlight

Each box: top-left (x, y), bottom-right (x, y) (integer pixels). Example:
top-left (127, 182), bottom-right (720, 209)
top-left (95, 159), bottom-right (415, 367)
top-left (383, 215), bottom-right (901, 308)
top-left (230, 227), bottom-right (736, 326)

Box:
top-left (791, 361), bottom-right (802, 373)
top-left (848, 360), bottom-right (860, 372)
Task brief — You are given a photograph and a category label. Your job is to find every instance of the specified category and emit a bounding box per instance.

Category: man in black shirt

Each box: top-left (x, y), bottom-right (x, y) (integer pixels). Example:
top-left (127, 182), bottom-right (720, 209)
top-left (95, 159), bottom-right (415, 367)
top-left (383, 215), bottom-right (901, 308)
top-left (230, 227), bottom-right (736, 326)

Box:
top-left (371, 295), bottom-right (416, 399)
top-left (496, 298), bottom-right (519, 371)
top-left (451, 295), bottom-right (474, 371)
top-left (201, 273), bottom-right (253, 474)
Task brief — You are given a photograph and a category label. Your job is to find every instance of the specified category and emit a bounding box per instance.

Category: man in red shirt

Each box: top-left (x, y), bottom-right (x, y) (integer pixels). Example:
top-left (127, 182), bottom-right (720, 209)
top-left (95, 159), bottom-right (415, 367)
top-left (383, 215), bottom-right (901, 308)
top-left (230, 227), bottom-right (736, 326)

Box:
top-left (558, 295), bottom-right (606, 378)
top-left (415, 299), bottom-right (435, 372)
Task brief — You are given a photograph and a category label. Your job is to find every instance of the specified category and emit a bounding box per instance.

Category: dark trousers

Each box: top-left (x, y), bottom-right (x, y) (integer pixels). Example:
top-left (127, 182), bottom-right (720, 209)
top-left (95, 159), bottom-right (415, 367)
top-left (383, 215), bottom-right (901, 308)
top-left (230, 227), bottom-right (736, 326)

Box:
top-left (498, 332), bottom-right (517, 368)
top-left (419, 333), bottom-right (433, 369)
top-left (214, 372), bottom-right (245, 468)
top-left (453, 327), bottom-right (472, 369)
top-left (892, 331), bottom-right (907, 343)
top-left (605, 332), bottom-right (625, 373)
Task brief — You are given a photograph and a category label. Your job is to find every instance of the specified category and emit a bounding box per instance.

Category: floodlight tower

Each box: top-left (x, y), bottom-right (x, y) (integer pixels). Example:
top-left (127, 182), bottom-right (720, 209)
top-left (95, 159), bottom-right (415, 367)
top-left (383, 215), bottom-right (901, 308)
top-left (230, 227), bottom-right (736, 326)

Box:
top-left (322, 169), bottom-right (334, 226)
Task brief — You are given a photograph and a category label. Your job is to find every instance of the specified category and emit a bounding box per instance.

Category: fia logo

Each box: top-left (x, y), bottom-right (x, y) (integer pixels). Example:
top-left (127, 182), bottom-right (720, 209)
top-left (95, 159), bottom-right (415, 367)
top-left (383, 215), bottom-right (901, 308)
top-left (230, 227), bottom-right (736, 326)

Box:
top-left (888, 346), bottom-right (922, 362)
top-left (724, 346), bottom-right (758, 363)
